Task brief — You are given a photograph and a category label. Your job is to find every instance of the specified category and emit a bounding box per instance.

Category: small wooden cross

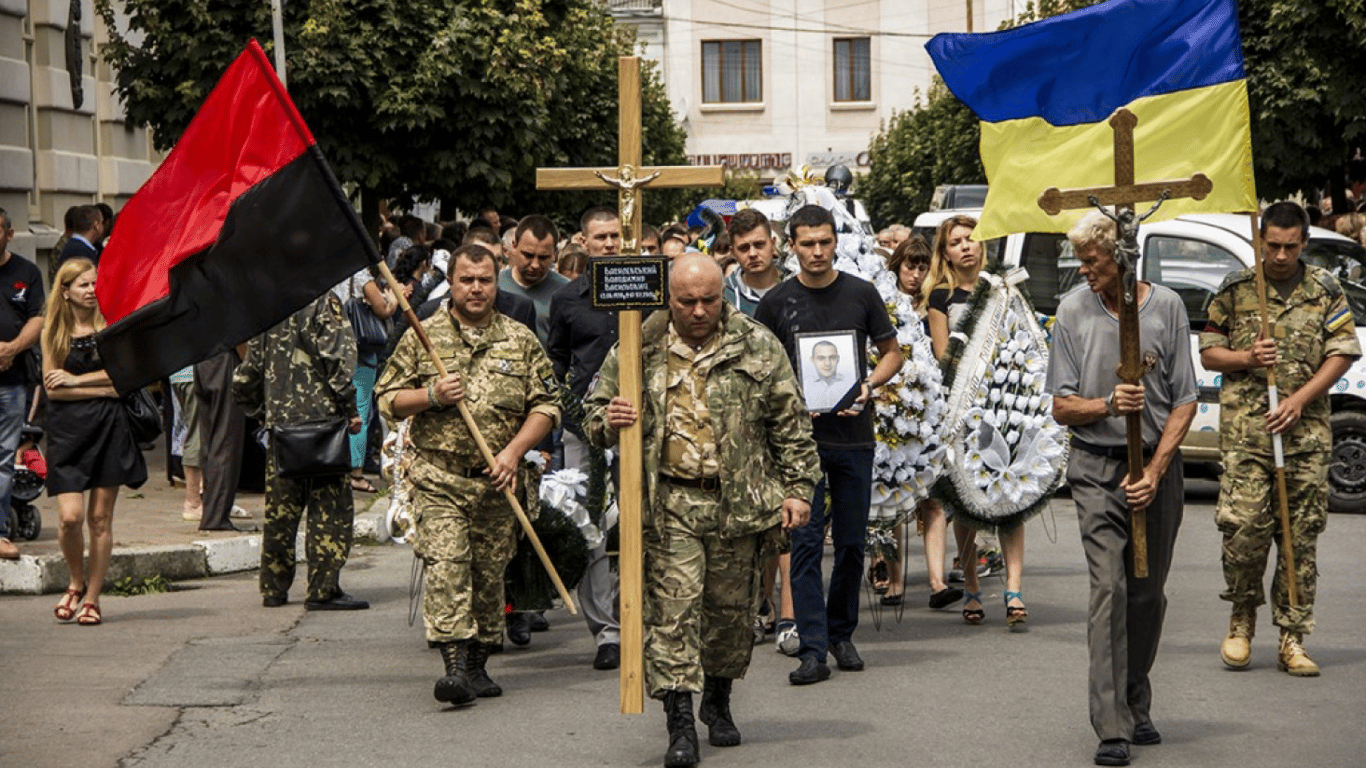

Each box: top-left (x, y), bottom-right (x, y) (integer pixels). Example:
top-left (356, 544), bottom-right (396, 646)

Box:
top-left (536, 56), bottom-right (723, 714)
top-left (1037, 107), bottom-right (1212, 578)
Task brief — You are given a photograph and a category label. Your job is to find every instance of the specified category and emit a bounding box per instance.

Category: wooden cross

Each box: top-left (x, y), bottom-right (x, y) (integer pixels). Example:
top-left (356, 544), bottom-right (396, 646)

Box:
top-left (536, 56), bottom-right (723, 714)
top-left (1036, 107), bottom-right (1212, 578)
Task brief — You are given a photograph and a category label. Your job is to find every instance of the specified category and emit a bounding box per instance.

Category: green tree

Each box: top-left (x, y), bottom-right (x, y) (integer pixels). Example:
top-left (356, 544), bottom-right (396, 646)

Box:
top-left (96, 0), bottom-right (688, 233)
top-left (860, 79), bottom-right (984, 230)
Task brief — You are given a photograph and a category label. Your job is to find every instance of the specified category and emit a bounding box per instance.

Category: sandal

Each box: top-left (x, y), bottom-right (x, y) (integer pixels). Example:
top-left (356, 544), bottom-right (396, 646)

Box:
top-left (868, 560), bottom-right (890, 594)
top-left (962, 591), bottom-right (984, 625)
top-left (76, 602), bottom-right (102, 626)
top-left (350, 476), bottom-right (378, 494)
top-left (1005, 590), bottom-right (1028, 629)
top-left (54, 587), bottom-right (85, 621)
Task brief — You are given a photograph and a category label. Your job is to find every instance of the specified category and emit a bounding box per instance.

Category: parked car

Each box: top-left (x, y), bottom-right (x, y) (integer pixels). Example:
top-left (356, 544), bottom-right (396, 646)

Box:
top-left (914, 210), bottom-right (1366, 513)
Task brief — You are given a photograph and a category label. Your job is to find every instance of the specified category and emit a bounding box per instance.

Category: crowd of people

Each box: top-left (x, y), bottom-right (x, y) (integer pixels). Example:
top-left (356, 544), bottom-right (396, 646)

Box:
top-left (2, 188), bottom-right (1359, 768)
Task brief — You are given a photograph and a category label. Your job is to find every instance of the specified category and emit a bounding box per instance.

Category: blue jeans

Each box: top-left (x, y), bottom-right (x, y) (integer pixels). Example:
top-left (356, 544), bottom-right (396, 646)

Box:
top-left (349, 360), bottom-right (378, 469)
top-left (791, 446), bottom-right (873, 662)
top-left (0, 383), bottom-right (27, 538)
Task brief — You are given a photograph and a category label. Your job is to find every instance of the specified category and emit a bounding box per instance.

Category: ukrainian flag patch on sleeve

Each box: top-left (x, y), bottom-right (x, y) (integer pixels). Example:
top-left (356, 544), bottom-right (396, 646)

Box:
top-left (1326, 307), bottom-right (1352, 334)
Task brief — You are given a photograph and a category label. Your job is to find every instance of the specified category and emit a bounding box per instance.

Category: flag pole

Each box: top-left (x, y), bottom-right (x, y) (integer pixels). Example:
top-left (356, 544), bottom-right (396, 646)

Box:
top-left (270, 0), bottom-right (286, 87)
top-left (1247, 211), bottom-right (1299, 606)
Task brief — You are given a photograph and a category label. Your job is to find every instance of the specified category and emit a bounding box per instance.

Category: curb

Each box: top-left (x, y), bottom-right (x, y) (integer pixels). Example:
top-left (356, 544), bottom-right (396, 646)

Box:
top-left (0, 507), bottom-right (391, 595)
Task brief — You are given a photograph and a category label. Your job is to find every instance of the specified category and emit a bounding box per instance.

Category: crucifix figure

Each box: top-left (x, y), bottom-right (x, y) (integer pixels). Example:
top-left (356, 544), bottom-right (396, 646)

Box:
top-left (1037, 107), bottom-right (1211, 577)
top-left (537, 56), bottom-right (723, 714)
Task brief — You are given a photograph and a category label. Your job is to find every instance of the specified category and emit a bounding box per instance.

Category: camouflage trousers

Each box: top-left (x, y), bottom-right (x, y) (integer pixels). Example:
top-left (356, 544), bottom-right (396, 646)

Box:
top-left (260, 461), bottom-right (354, 603)
top-left (1216, 448), bottom-right (1328, 634)
top-left (410, 457), bottom-right (516, 645)
top-left (645, 482), bottom-right (763, 699)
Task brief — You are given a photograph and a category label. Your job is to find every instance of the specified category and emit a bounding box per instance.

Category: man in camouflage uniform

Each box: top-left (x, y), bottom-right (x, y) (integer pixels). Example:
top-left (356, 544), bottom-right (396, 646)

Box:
top-left (583, 254), bottom-right (821, 768)
top-left (1200, 201), bottom-right (1361, 677)
top-left (232, 294), bottom-right (367, 610)
top-left (376, 244), bottom-right (559, 707)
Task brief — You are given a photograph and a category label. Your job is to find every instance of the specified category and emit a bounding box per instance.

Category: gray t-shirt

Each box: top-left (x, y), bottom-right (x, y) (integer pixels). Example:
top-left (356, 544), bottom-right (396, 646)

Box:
top-left (1046, 282), bottom-right (1197, 447)
top-left (498, 268), bottom-right (568, 346)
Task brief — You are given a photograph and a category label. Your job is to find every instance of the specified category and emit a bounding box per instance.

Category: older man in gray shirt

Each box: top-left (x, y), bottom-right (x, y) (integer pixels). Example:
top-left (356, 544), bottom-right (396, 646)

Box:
top-left (1047, 210), bottom-right (1197, 768)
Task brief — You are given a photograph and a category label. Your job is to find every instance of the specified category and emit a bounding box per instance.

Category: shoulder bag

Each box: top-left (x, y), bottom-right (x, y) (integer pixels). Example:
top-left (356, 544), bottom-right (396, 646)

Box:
top-left (346, 275), bottom-right (391, 354)
top-left (272, 418), bottom-right (351, 479)
top-left (123, 387), bottom-right (164, 443)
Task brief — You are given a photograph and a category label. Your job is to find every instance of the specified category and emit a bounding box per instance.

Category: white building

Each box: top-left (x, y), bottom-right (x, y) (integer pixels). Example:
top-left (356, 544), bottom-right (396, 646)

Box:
top-left (609, 0), bottom-right (1020, 181)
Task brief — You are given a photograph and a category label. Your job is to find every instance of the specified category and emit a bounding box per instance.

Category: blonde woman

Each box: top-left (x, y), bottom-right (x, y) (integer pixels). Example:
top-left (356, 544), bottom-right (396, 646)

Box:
top-left (923, 216), bottom-right (1027, 628)
top-left (44, 258), bottom-right (147, 626)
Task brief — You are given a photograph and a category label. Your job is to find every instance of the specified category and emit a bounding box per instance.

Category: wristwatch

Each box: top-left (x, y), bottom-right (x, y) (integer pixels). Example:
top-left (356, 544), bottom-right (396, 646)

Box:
top-left (1104, 391), bottom-right (1120, 417)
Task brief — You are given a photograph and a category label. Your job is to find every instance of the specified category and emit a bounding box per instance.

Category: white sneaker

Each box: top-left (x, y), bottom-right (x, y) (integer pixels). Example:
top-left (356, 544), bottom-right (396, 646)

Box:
top-left (775, 622), bottom-right (800, 656)
top-left (229, 505), bottom-right (254, 520)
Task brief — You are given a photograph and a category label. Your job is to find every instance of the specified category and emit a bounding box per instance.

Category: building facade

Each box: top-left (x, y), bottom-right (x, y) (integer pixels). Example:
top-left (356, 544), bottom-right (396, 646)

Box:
top-left (0, 0), bottom-right (156, 269)
top-left (610, 0), bottom-right (1018, 182)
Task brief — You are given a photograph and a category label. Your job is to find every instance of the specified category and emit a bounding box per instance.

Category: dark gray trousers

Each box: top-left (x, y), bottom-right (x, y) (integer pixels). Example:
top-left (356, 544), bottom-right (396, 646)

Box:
top-left (1067, 448), bottom-right (1183, 742)
top-left (195, 350), bottom-right (244, 531)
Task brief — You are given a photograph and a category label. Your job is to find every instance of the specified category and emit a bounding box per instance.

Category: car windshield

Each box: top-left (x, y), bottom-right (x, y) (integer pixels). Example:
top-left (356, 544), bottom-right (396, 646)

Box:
top-left (1304, 239), bottom-right (1366, 325)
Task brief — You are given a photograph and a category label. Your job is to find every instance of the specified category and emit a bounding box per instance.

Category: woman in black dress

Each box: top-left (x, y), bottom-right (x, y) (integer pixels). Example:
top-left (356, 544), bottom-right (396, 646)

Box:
top-left (44, 258), bottom-right (146, 625)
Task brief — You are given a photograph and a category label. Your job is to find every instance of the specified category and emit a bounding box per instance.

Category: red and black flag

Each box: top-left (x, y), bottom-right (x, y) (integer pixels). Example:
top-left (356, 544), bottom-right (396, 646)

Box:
top-left (96, 40), bottom-right (375, 394)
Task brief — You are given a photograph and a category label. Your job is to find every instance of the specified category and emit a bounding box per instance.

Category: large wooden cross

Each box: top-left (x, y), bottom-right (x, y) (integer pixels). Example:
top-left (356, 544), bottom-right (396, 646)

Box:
top-left (1037, 108), bottom-right (1211, 578)
top-left (537, 56), bottom-right (723, 714)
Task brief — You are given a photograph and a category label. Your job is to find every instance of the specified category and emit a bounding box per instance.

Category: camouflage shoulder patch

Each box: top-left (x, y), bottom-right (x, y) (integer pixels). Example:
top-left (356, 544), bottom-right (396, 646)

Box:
top-left (1311, 266), bottom-right (1344, 299)
top-left (1217, 268), bottom-right (1255, 293)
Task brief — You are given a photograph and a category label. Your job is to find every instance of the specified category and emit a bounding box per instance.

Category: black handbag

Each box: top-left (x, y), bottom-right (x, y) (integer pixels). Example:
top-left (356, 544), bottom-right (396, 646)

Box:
top-left (346, 278), bottom-right (391, 354)
top-left (272, 418), bottom-right (351, 479)
top-left (123, 387), bottom-right (163, 443)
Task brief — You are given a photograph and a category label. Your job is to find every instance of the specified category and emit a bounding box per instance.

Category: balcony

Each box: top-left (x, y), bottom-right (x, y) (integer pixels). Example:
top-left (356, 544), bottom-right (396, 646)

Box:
top-left (605, 0), bottom-right (663, 17)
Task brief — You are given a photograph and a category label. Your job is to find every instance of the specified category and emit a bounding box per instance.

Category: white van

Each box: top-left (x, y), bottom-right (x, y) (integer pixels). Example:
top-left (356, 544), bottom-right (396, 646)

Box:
top-left (913, 210), bottom-right (1366, 513)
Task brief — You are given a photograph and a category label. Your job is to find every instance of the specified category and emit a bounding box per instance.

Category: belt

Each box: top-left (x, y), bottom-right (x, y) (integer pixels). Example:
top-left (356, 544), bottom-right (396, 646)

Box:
top-left (416, 448), bottom-right (487, 478)
top-left (661, 474), bottom-right (721, 492)
top-left (1070, 437), bottom-right (1155, 461)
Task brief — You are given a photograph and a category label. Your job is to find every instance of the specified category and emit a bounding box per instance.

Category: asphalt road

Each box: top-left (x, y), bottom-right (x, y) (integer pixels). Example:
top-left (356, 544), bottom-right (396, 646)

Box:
top-left (3, 480), bottom-right (1363, 768)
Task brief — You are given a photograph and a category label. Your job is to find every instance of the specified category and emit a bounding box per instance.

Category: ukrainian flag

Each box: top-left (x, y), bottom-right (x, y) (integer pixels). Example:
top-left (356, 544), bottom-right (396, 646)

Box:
top-left (925, 0), bottom-right (1256, 241)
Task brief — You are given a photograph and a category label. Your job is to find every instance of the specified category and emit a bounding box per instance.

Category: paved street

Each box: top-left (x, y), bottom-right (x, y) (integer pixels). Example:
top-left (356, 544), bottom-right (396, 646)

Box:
top-left (3, 480), bottom-right (1363, 768)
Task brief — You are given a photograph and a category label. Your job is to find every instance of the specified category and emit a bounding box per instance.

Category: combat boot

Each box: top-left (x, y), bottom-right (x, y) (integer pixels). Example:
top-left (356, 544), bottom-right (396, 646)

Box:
top-left (467, 641), bottom-right (503, 697)
top-left (1219, 604), bottom-right (1255, 669)
top-left (1277, 630), bottom-right (1320, 677)
top-left (662, 690), bottom-right (700, 767)
top-left (434, 640), bottom-right (477, 706)
top-left (697, 675), bottom-right (741, 747)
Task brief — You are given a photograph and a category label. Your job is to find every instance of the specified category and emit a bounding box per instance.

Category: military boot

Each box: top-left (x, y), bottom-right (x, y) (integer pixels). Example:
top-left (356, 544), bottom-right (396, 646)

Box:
top-left (434, 640), bottom-right (477, 706)
top-left (1277, 630), bottom-right (1321, 677)
top-left (1219, 604), bottom-right (1255, 669)
top-left (697, 675), bottom-right (741, 747)
top-left (662, 690), bottom-right (699, 768)
top-left (467, 641), bottom-right (503, 697)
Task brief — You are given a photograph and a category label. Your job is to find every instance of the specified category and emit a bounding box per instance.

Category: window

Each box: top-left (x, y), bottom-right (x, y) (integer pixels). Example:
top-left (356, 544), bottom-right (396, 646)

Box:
top-left (833, 37), bottom-right (871, 102)
top-left (702, 40), bottom-right (762, 104)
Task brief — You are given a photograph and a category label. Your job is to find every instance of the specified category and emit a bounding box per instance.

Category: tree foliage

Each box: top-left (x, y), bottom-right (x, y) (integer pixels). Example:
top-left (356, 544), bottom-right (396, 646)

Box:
top-left (860, 0), bottom-right (1366, 229)
top-left (860, 79), bottom-right (984, 230)
top-left (96, 0), bottom-right (689, 230)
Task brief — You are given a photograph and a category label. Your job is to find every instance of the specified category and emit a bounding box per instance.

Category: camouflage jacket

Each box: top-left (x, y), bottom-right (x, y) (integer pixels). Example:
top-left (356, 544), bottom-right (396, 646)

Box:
top-left (231, 294), bottom-right (358, 427)
top-left (583, 304), bottom-right (822, 539)
top-left (1199, 263), bottom-right (1362, 455)
top-left (376, 309), bottom-right (560, 470)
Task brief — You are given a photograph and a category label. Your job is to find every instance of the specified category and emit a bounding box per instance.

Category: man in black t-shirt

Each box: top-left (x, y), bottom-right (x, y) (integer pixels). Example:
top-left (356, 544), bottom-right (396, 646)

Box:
top-left (755, 205), bottom-right (902, 685)
top-left (0, 208), bottom-right (45, 559)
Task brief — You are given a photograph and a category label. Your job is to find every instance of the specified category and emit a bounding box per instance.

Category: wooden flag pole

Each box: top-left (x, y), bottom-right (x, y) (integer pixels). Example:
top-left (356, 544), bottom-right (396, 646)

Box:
top-left (1246, 212), bottom-right (1299, 606)
top-left (370, 259), bottom-right (577, 615)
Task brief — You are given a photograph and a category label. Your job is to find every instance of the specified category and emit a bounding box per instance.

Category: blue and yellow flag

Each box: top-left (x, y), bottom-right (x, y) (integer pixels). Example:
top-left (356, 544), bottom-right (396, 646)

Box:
top-left (925, 0), bottom-right (1256, 241)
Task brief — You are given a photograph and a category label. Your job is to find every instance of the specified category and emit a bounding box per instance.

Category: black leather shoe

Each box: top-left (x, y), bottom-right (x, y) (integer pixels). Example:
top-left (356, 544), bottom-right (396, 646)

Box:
top-left (788, 656), bottom-right (831, 685)
top-left (1094, 739), bottom-right (1131, 766)
top-left (592, 643), bottom-right (621, 670)
top-left (831, 640), bottom-right (865, 671)
top-left (1132, 722), bottom-right (1162, 745)
top-left (262, 595), bottom-right (287, 608)
top-left (305, 592), bottom-right (370, 611)
top-left (506, 612), bottom-right (532, 646)
top-left (528, 611), bottom-right (550, 632)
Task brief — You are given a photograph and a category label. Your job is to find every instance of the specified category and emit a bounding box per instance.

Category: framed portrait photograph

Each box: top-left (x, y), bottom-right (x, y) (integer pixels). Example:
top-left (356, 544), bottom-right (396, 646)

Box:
top-left (795, 330), bottom-right (862, 414)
